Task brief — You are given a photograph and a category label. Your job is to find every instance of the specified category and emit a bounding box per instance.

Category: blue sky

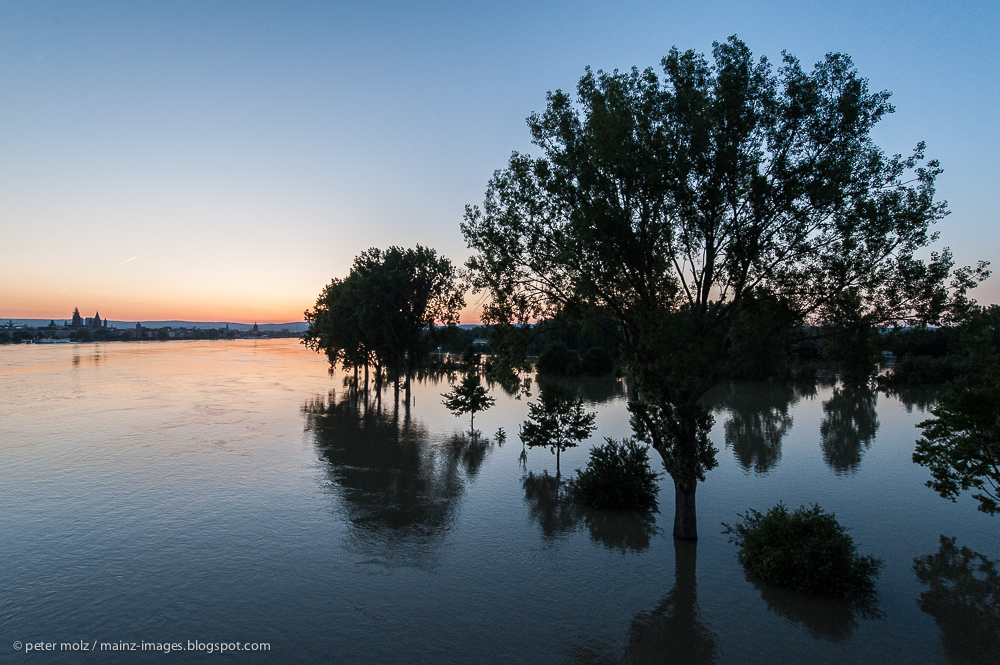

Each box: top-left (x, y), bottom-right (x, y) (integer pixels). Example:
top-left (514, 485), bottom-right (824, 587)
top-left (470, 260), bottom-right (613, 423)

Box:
top-left (1, 0), bottom-right (997, 322)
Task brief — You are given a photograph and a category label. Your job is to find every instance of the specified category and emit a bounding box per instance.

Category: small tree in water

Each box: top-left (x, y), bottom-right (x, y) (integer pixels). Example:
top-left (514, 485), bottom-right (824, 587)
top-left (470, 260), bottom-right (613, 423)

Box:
top-left (442, 372), bottom-right (495, 436)
top-left (520, 385), bottom-right (597, 477)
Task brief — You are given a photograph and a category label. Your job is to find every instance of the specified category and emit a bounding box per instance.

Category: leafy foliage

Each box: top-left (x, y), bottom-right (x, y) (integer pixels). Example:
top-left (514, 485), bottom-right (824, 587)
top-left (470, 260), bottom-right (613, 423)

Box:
top-left (581, 346), bottom-right (615, 376)
top-left (723, 502), bottom-right (883, 598)
top-left (571, 438), bottom-right (660, 511)
top-left (519, 384), bottom-right (597, 474)
top-left (628, 400), bottom-right (717, 486)
top-left (441, 372), bottom-right (495, 432)
top-left (462, 35), bottom-right (983, 538)
top-left (303, 245), bottom-right (465, 389)
top-left (535, 341), bottom-right (582, 375)
top-left (914, 306), bottom-right (1000, 514)
top-left (914, 379), bottom-right (1000, 514)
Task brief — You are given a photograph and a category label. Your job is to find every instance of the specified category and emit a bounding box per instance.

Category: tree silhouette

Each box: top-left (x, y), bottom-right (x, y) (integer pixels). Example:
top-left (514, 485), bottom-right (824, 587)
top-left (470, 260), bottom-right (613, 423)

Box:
top-left (463, 36), bottom-right (984, 538)
top-left (520, 384), bottom-right (596, 477)
top-left (304, 245), bottom-right (465, 403)
top-left (442, 372), bottom-right (495, 435)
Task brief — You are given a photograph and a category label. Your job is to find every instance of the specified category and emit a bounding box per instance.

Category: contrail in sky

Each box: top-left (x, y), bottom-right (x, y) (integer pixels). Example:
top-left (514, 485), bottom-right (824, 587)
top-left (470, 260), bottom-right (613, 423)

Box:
top-left (120, 256), bottom-right (136, 265)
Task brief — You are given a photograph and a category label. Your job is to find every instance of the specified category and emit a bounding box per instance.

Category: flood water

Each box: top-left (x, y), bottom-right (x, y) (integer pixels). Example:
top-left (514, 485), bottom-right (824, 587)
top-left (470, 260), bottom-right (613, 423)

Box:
top-left (1, 340), bottom-right (997, 664)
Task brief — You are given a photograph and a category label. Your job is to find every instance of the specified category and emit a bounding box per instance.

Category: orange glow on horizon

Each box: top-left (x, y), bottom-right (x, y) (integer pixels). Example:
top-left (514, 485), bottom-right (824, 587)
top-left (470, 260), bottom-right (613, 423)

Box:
top-left (2, 292), bottom-right (486, 326)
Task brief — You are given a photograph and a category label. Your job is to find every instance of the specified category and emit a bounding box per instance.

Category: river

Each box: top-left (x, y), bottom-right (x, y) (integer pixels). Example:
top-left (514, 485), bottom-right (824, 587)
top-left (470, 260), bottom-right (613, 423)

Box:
top-left (1, 339), bottom-right (996, 663)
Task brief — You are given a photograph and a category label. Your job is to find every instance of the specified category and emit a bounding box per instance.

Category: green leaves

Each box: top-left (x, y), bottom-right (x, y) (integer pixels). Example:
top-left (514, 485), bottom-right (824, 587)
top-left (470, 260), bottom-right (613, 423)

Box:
top-left (571, 438), bottom-right (660, 511)
top-left (463, 35), bottom-right (986, 537)
top-left (724, 502), bottom-right (883, 598)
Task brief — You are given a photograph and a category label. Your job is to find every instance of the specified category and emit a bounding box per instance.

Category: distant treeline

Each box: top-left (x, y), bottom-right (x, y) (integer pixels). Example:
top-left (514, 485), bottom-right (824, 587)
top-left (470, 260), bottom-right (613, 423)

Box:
top-left (0, 326), bottom-right (300, 344)
top-left (879, 305), bottom-right (1000, 387)
top-left (328, 304), bottom-right (1000, 386)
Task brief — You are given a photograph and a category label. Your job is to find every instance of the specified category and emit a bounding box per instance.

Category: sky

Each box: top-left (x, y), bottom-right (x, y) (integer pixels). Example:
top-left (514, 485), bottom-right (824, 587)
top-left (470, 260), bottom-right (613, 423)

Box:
top-left (1, 0), bottom-right (997, 324)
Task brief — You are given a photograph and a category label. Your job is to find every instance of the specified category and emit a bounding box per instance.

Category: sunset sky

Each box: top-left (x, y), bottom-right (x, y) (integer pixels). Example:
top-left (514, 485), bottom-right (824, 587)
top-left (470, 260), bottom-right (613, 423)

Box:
top-left (1, 0), bottom-right (997, 324)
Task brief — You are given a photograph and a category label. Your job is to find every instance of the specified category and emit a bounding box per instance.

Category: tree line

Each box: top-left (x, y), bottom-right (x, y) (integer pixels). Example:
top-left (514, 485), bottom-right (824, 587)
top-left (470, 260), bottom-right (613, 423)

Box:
top-left (305, 36), bottom-right (992, 539)
top-left (302, 245), bottom-right (465, 404)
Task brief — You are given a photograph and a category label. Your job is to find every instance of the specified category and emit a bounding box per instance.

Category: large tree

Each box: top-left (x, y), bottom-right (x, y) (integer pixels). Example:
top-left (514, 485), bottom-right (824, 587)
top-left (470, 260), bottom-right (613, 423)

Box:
top-left (462, 36), bottom-right (986, 539)
top-left (304, 245), bottom-right (466, 401)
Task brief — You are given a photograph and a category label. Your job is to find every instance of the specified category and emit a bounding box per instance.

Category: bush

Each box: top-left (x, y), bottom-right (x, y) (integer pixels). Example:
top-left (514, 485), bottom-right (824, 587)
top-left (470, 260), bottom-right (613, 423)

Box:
top-left (535, 341), bottom-right (582, 376)
top-left (570, 438), bottom-right (660, 511)
top-left (724, 502), bottom-right (882, 598)
top-left (581, 346), bottom-right (614, 375)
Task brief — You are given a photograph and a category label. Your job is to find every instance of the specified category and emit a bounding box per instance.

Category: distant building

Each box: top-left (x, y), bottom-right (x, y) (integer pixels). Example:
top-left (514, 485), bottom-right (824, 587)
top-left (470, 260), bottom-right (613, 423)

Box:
top-left (71, 308), bottom-right (109, 329)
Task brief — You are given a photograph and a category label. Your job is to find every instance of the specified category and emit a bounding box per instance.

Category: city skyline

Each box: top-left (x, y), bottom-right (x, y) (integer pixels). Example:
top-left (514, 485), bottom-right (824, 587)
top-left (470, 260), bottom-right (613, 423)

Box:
top-left (2, 0), bottom-right (998, 323)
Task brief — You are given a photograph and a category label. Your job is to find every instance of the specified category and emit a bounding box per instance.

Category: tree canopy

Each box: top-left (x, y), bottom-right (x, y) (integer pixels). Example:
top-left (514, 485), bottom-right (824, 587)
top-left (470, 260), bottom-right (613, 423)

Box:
top-left (914, 305), bottom-right (1000, 515)
top-left (442, 371), bottom-right (495, 434)
top-left (462, 36), bottom-right (986, 539)
top-left (303, 245), bottom-right (465, 398)
top-left (520, 384), bottom-right (597, 476)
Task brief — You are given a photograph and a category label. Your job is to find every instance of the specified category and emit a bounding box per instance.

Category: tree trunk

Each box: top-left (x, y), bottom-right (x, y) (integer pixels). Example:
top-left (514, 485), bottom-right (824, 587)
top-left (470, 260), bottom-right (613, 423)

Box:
top-left (672, 478), bottom-right (698, 541)
top-left (404, 357), bottom-right (411, 406)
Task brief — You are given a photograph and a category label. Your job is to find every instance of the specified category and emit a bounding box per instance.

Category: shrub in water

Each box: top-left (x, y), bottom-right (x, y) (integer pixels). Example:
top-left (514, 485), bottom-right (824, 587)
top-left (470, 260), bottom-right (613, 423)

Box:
top-left (536, 341), bottom-right (583, 376)
top-left (581, 346), bottom-right (615, 376)
top-left (723, 502), bottom-right (882, 598)
top-left (571, 438), bottom-right (660, 511)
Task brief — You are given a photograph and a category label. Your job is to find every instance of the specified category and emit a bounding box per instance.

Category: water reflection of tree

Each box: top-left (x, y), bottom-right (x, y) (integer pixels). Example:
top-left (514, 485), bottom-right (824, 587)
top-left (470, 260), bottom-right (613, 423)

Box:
top-left (535, 375), bottom-right (626, 406)
top-left (303, 391), bottom-right (494, 550)
top-left (820, 383), bottom-right (879, 475)
top-left (711, 381), bottom-right (799, 474)
top-left (880, 384), bottom-right (940, 414)
top-left (521, 472), bottom-right (656, 553)
top-left (914, 536), bottom-right (1000, 665)
top-left (573, 542), bottom-right (716, 664)
top-left (747, 574), bottom-right (881, 642)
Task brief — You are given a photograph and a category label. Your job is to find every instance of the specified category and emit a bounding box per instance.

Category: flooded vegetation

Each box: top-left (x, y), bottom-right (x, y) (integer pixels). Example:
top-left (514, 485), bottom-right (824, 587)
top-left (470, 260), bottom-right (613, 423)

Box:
top-left (1, 340), bottom-right (997, 663)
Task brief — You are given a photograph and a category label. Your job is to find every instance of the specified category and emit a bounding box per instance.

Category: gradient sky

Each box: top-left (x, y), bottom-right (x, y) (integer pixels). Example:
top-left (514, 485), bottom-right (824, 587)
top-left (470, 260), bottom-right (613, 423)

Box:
top-left (1, 0), bottom-right (997, 323)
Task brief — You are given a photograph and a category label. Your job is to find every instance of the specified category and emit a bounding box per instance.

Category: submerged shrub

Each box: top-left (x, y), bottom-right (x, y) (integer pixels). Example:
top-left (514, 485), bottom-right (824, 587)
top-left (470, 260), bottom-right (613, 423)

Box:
top-left (723, 502), bottom-right (883, 598)
top-left (571, 438), bottom-right (660, 511)
top-left (582, 346), bottom-right (614, 376)
top-left (536, 341), bottom-right (583, 375)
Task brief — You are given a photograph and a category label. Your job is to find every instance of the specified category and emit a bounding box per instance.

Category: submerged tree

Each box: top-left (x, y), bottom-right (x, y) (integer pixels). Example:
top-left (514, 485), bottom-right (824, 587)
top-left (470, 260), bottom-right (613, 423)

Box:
top-left (442, 372), bottom-right (495, 435)
top-left (304, 245), bottom-right (465, 402)
top-left (462, 35), bottom-right (985, 539)
top-left (913, 305), bottom-right (1000, 515)
top-left (519, 384), bottom-right (597, 476)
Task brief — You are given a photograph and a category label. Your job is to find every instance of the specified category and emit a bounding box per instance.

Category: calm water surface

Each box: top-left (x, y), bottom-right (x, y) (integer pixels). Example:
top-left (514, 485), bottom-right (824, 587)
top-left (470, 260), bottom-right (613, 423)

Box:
top-left (1, 340), bottom-right (996, 664)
